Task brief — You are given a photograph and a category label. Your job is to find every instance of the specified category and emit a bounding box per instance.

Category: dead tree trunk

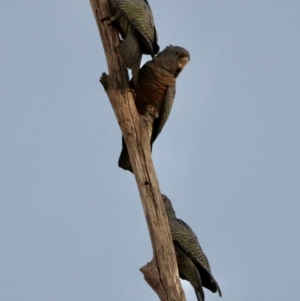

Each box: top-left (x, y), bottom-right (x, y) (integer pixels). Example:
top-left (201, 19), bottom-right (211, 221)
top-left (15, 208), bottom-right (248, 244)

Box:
top-left (89, 1), bottom-right (186, 300)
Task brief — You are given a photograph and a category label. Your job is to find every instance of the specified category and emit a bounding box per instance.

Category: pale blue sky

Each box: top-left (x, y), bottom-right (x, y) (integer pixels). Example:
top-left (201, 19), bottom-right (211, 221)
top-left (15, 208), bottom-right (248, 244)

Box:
top-left (1, 1), bottom-right (299, 300)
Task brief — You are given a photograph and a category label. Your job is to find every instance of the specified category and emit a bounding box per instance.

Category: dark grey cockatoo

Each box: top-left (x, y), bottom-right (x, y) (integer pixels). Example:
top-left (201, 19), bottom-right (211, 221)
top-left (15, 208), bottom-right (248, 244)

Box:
top-left (162, 194), bottom-right (222, 301)
top-left (118, 45), bottom-right (190, 172)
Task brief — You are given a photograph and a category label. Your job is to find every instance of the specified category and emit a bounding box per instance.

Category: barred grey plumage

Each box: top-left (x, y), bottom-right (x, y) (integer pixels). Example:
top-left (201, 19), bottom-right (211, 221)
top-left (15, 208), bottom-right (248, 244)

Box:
top-left (107, 0), bottom-right (159, 85)
top-left (162, 194), bottom-right (222, 301)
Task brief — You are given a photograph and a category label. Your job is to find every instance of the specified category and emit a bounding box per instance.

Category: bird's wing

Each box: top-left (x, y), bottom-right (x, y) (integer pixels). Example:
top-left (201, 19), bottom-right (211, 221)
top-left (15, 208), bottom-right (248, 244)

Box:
top-left (115, 0), bottom-right (156, 55)
top-left (151, 84), bottom-right (176, 144)
top-left (176, 246), bottom-right (204, 301)
top-left (171, 219), bottom-right (222, 296)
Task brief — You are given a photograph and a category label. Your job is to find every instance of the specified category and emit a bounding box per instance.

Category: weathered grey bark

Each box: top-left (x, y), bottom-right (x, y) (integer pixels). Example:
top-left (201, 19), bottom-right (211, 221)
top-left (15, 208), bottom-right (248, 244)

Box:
top-left (89, 1), bottom-right (186, 300)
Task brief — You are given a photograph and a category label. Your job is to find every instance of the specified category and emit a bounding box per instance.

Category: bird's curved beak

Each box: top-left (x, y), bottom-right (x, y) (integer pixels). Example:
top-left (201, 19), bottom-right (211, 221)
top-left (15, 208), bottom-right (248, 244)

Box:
top-left (178, 56), bottom-right (189, 69)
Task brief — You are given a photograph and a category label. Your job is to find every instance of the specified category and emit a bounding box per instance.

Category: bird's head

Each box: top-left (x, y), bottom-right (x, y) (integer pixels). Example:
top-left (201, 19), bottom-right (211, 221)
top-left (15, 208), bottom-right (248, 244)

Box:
top-left (156, 45), bottom-right (190, 77)
top-left (161, 194), bottom-right (177, 218)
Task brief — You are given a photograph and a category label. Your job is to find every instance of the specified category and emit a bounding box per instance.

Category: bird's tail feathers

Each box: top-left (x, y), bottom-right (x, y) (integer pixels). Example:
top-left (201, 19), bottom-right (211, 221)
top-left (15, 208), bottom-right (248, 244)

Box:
top-left (195, 288), bottom-right (204, 301)
top-left (118, 137), bottom-right (133, 173)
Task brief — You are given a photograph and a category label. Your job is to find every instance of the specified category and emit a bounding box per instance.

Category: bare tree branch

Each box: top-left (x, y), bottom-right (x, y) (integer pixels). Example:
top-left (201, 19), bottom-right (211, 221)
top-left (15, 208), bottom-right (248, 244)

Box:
top-left (89, 0), bottom-right (186, 300)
